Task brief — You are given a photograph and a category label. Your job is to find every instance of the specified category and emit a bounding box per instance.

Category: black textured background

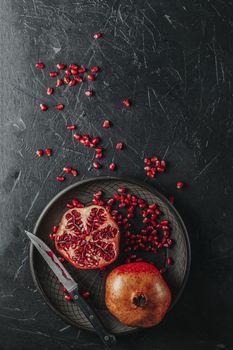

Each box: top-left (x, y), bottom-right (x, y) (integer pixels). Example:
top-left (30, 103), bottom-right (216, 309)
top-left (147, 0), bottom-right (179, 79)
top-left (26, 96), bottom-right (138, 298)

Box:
top-left (0, 1), bottom-right (232, 349)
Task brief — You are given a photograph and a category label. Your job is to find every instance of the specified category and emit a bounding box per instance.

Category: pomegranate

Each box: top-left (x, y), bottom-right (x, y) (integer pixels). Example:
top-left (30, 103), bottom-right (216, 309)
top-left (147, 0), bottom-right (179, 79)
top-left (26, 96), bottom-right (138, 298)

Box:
top-left (55, 205), bottom-right (120, 269)
top-left (105, 262), bottom-right (171, 327)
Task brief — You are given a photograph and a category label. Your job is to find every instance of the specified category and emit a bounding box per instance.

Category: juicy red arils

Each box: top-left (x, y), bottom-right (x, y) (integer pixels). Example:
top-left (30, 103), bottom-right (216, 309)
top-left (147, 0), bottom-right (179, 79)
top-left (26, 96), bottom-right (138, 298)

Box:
top-left (36, 62), bottom-right (44, 69)
top-left (109, 163), bottom-right (116, 171)
top-left (74, 134), bottom-right (81, 140)
top-left (63, 167), bottom-right (72, 173)
top-left (92, 137), bottom-right (100, 145)
top-left (103, 120), bottom-right (111, 128)
top-left (71, 169), bottom-right (78, 177)
top-left (123, 99), bottom-right (131, 107)
top-left (85, 90), bottom-right (93, 97)
top-left (144, 158), bottom-right (151, 165)
top-left (82, 291), bottom-right (90, 299)
top-left (176, 181), bottom-right (184, 189)
top-left (151, 156), bottom-right (158, 162)
top-left (118, 187), bottom-right (126, 193)
top-left (47, 87), bottom-right (54, 95)
top-left (169, 196), bottom-right (175, 204)
top-left (72, 199), bottom-right (79, 206)
top-left (70, 69), bottom-right (78, 75)
top-left (45, 148), bottom-right (52, 157)
top-left (116, 143), bottom-right (123, 150)
top-left (161, 160), bottom-right (166, 168)
top-left (57, 79), bottom-right (63, 87)
top-left (95, 147), bottom-right (102, 153)
top-left (56, 104), bottom-right (64, 110)
top-left (87, 74), bottom-right (95, 81)
top-left (95, 153), bottom-right (103, 159)
top-left (93, 162), bottom-right (101, 169)
top-left (67, 125), bottom-right (76, 130)
top-left (57, 63), bottom-right (65, 70)
top-left (78, 67), bottom-right (86, 73)
top-left (49, 233), bottom-right (55, 240)
top-left (157, 167), bottom-right (165, 173)
top-left (40, 104), bottom-right (48, 111)
top-left (65, 69), bottom-right (72, 76)
top-left (64, 76), bottom-right (70, 84)
top-left (68, 79), bottom-right (76, 87)
top-left (65, 295), bottom-right (72, 301)
top-left (57, 176), bottom-right (65, 182)
top-left (69, 64), bottom-right (78, 70)
top-left (53, 226), bottom-right (58, 233)
top-left (91, 66), bottom-right (100, 73)
top-left (167, 257), bottom-right (174, 265)
top-left (58, 257), bottom-right (65, 262)
top-left (75, 76), bottom-right (83, 83)
top-left (50, 71), bottom-right (58, 77)
top-left (36, 149), bottom-right (43, 157)
top-left (94, 32), bottom-right (102, 39)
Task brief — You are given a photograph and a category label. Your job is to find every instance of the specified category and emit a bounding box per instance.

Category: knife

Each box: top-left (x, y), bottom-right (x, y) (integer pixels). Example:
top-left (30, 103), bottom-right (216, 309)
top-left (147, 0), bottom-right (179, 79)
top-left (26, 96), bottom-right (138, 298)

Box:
top-left (25, 230), bottom-right (116, 347)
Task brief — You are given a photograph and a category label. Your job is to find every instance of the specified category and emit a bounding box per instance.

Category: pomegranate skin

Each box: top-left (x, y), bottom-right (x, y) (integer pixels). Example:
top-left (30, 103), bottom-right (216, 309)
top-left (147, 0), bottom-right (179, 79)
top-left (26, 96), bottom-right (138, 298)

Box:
top-left (105, 262), bottom-right (171, 327)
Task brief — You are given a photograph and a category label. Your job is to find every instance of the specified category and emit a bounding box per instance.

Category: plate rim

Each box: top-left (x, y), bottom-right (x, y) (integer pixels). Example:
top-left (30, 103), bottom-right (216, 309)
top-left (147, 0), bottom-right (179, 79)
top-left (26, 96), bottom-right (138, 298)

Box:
top-left (29, 175), bottom-right (191, 335)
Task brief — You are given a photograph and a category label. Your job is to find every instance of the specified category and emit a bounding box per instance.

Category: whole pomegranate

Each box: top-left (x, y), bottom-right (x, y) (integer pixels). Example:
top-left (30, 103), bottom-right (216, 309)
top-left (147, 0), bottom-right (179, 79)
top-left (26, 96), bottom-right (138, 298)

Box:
top-left (105, 262), bottom-right (171, 327)
top-left (55, 205), bottom-right (120, 269)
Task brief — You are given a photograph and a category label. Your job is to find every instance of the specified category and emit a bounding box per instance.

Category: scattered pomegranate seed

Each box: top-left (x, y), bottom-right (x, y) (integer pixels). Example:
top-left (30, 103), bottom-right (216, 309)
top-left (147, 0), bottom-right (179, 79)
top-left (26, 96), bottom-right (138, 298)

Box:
top-left (75, 76), bottom-right (83, 83)
top-left (116, 143), bottom-right (123, 150)
top-left (85, 90), bottom-right (93, 97)
top-left (91, 66), bottom-right (100, 73)
top-left (167, 257), bottom-right (174, 265)
top-left (57, 176), bottom-right (65, 182)
top-left (74, 134), bottom-right (81, 140)
top-left (66, 125), bottom-right (76, 130)
top-left (58, 257), bottom-right (65, 262)
top-left (49, 233), bottom-right (55, 240)
top-left (78, 67), bottom-right (86, 73)
top-left (144, 158), bottom-right (151, 165)
top-left (50, 71), bottom-right (58, 77)
top-left (72, 199), bottom-right (79, 206)
top-left (45, 148), bottom-right (52, 157)
top-left (169, 196), bottom-right (175, 204)
top-left (123, 99), bottom-right (131, 107)
top-left (63, 167), bottom-right (72, 173)
top-left (82, 291), bottom-right (90, 299)
top-left (118, 187), bottom-right (126, 193)
top-left (52, 226), bottom-right (58, 233)
top-left (64, 295), bottom-right (72, 301)
top-left (69, 79), bottom-right (76, 87)
top-left (36, 62), bottom-right (44, 69)
top-left (94, 32), bottom-right (102, 40)
top-left (47, 87), bottom-right (54, 95)
top-left (95, 153), bottom-right (103, 159)
top-left (69, 63), bottom-right (78, 70)
top-left (176, 181), bottom-right (184, 189)
top-left (36, 149), bottom-right (43, 157)
top-left (40, 104), bottom-right (48, 111)
top-left (63, 288), bottom-right (68, 294)
top-left (95, 147), bottom-right (103, 153)
top-left (93, 162), bottom-right (101, 169)
top-left (87, 74), bottom-right (95, 81)
top-left (109, 163), bottom-right (116, 171)
top-left (92, 137), bottom-right (100, 145)
top-left (103, 120), bottom-right (111, 128)
top-left (57, 63), bottom-right (65, 70)
top-left (71, 169), bottom-right (78, 177)
top-left (56, 104), bottom-right (64, 110)
top-left (64, 76), bottom-right (70, 84)
top-left (56, 79), bottom-right (63, 87)
top-left (70, 69), bottom-right (78, 75)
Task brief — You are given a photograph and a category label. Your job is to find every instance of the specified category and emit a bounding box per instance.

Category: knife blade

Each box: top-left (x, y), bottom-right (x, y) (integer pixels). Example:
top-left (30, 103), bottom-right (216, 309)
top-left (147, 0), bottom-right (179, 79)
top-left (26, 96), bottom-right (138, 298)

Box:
top-left (25, 230), bottom-right (116, 347)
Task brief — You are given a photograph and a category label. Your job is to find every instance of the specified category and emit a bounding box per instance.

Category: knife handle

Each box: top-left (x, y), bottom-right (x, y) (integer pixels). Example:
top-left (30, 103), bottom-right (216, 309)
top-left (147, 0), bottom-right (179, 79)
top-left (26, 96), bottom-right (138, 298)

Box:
top-left (69, 288), bottom-right (116, 347)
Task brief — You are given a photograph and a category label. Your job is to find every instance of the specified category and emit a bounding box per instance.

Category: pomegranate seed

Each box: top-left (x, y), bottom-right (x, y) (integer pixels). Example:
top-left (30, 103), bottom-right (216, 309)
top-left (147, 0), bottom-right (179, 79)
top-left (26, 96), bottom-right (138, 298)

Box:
top-left (71, 169), bottom-right (78, 177)
top-left (169, 196), bottom-right (175, 204)
top-left (123, 99), bottom-right (131, 107)
top-left (56, 79), bottom-right (63, 87)
top-left (95, 153), bottom-right (103, 159)
top-left (65, 69), bottom-right (72, 76)
top-left (52, 226), bottom-right (58, 233)
top-left (109, 163), bottom-right (116, 171)
top-left (118, 187), bottom-right (126, 193)
top-left (167, 257), bottom-right (174, 265)
top-left (176, 181), bottom-right (184, 189)
top-left (87, 74), bottom-right (95, 81)
top-left (147, 171), bottom-right (154, 178)
top-left (161, 160), bottom-right (166, 168)
top-left (70, 69), bottom-right (78, 75)
top-left (69, 64), bottom-right (78, 70)
top-left (85, 90), bottom-right (93, 97)
top-left (68, 79), bottom-right (76, 87)
top-left (151, 156), bottom-right (158, 163)
top-left (36, 149), bottom-right (43, 157)
top-left (73, 134), bottom-right (81, 140)
top-left (57, 63), bottom-right (65, 70)
top-left (36, 62), bottom-right (44, 69)
top-left (50, 71), bottom-right (58, 77)
top-left (57, 176), bottom-right (65, 182)
top-left (151, 167), bottom-right (157, 174)
top-left (95, 147), bottom-right (103, 153)
top-left (82, 291), bottom-right (90, 299)
top-left (56, 104), bottom-right (64, 110)
top-left (155, 160), bottom-right (161, 167)
top-left (64, 76), bottom-right (70, 84)
top-left (77, 203), bottom-right (85, 208)
top-left (94, 32), bottom-right (102, 39)
top-left (157, 167), bottom-right (165, 173)
top-left (144, 166), bottom-right (151, 171)
top-left (91, 66), bottom-right (100, 73)
top-left (45, 148), bottom-right (52, 157)
top-left (103, 120), bottom-right (111, 128)
top-left (49, 233), bottom-right (55, 240)
top-left (65, 295), bottom-right (72, 301)
top-left (75, 76), bottom-right (83, 83)
top-left (59, 257), bottom-right (65, 263)
top-left (93, 162), bottom-right (101, 169)
top-left (72, 199), bottom-right (79, 206)
top-left (67, 203), bottom-right (74, 209)
top-left (92, 137), bottom-right (100, 145)
top-left (63, 167), bottom-right (72, 173)
top-left (67, 125), bottom-right (76, 130)
top-left (40, 104), bottom-right (48, 111)
top-left (144, 158), bottom-right (151, 165)
top-left (116, 143), bottom-right (123, 150)
top-left (149, 203), bottom-right (156, 209)
top-left (47, 87), bottom-right (54, 95)
top-left (78, 67), bottom-right (86, 73)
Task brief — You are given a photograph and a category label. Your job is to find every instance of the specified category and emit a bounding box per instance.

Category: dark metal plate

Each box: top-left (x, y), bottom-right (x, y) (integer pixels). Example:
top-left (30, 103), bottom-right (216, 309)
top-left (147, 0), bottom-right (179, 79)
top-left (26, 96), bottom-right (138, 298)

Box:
top-left (30, 177), bottom-right (191, 335)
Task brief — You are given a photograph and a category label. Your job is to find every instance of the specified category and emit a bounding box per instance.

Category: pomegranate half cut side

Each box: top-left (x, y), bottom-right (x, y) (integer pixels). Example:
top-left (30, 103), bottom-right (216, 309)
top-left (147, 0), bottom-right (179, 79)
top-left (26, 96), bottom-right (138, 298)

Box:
top-left (55, 205), bottom-right (120, 269)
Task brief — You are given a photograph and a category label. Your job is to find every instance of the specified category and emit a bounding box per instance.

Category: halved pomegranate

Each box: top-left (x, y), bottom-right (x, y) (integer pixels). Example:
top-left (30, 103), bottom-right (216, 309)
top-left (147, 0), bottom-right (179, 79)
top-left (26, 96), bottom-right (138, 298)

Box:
top-left (55, 205), bottom-right (120, 269)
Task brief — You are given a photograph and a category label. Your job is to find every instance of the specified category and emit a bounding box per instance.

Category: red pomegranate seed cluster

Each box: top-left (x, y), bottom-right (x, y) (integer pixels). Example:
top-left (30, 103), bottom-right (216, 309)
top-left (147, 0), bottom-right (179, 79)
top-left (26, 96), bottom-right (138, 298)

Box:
top-left (56, 167), bottom-right (79, 182)
top-left (144, 156), bottom-right (166, 178)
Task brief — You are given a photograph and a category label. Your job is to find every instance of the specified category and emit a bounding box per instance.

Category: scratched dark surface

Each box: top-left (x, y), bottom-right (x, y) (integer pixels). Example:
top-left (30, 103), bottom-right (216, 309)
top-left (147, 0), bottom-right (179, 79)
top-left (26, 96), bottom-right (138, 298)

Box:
top-left (0, 0), bottom-right (233, 349)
